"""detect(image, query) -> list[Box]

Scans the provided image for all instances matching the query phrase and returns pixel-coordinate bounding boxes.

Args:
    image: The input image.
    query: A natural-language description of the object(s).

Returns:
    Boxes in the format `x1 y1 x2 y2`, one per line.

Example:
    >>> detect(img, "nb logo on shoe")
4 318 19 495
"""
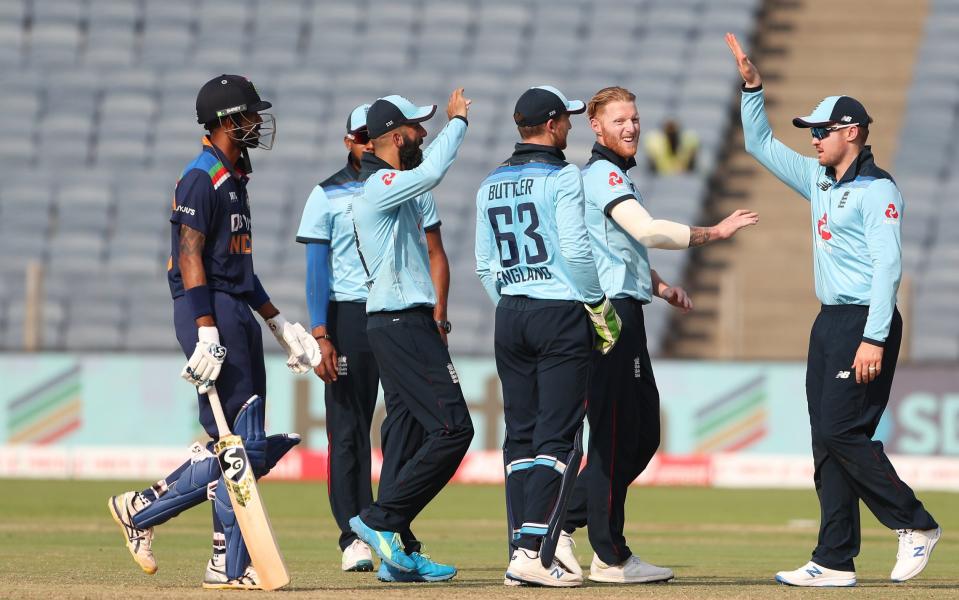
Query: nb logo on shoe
836 371 851 379
805 566 822 577
550 566 564 579
913 546 925 557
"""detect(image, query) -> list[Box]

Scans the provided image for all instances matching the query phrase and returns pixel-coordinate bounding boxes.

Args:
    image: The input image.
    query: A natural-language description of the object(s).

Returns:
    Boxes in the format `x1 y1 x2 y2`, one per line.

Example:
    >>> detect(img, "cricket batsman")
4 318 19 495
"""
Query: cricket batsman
107 74 320 589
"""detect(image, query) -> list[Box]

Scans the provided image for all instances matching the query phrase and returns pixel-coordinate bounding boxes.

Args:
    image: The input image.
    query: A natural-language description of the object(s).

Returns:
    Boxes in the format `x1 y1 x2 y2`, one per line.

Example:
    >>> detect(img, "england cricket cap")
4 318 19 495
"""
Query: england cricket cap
792 95 872 128
195 74 271 125
513 85 586 127
366 95 437 138
346 103 371 135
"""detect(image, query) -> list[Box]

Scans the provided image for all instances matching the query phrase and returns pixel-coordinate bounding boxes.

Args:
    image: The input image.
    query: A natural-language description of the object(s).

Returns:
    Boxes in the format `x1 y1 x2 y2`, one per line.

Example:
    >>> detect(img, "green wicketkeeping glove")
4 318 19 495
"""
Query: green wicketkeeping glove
584 297 622 354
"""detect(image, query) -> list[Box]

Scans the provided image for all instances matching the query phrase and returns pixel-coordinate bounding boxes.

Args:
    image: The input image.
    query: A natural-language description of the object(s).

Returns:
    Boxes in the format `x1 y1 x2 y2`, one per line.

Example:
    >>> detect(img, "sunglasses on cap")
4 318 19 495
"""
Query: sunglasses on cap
347 131 370 144
811 123 858 140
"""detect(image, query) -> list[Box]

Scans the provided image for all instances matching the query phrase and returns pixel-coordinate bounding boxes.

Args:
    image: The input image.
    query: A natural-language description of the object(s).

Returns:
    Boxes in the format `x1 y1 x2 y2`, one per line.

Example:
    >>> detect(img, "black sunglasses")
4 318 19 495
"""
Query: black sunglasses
811 123 858 140
348 131 370 144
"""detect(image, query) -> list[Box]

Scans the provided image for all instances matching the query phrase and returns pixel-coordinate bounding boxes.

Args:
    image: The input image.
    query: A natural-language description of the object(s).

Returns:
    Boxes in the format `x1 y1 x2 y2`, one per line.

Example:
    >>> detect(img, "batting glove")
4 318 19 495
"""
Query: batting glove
181 326 227 393
584 297 622 355
267 314 322 375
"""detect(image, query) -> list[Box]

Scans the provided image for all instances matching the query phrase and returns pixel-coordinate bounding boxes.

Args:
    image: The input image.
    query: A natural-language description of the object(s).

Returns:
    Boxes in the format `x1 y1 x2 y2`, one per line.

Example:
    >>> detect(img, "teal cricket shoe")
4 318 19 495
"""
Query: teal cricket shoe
348 516 415 572
377 552 457 583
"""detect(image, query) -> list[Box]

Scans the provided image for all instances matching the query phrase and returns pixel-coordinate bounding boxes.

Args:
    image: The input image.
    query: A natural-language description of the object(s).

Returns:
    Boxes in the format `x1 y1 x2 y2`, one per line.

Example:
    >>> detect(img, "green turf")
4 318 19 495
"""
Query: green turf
0 480 956 599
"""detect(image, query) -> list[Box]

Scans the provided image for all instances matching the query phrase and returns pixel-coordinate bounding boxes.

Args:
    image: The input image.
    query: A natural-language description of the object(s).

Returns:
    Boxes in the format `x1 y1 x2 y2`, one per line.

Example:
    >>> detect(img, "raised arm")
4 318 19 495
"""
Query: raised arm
727 32 819 200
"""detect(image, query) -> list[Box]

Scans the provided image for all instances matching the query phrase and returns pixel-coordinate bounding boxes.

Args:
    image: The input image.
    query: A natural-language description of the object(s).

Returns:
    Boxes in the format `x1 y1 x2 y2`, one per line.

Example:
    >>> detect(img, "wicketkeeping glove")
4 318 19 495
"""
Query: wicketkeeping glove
181 326 227 393
584 297 622 355
267 314 322 374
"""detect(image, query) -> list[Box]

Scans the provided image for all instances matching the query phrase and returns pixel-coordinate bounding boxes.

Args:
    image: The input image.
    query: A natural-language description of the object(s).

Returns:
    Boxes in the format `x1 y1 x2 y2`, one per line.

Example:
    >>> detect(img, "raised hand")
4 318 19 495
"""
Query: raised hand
447 87 471 120
725 32 762 87
716 209 760 239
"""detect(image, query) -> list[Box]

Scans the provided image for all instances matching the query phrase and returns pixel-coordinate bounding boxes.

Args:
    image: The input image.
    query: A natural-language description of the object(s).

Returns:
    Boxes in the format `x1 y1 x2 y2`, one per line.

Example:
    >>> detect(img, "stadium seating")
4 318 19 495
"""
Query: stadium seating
0 0 761 355
895 0 959 359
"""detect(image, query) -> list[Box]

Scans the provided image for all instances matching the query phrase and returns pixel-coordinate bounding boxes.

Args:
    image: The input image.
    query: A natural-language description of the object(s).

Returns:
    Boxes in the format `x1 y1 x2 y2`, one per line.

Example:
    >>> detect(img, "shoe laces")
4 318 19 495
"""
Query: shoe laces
895 529 913 559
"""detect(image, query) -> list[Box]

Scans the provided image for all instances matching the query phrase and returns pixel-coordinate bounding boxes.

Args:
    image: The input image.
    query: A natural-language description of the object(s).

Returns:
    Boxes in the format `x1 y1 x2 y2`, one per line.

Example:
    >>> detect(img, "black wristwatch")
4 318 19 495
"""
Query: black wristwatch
435 320 452 334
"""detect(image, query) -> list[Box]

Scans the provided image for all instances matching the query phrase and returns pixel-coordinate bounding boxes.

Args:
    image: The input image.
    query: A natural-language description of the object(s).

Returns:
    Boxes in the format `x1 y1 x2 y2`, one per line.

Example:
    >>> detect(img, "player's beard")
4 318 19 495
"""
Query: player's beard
602 127 638 159
399 134 424 170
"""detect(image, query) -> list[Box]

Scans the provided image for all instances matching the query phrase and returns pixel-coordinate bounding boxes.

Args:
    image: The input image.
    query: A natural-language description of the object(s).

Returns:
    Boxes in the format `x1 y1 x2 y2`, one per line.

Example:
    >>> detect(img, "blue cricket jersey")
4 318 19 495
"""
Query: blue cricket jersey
475 143 604 304
352 117 465 313
582 143 653 303
168 137 256 299
742 87 903 345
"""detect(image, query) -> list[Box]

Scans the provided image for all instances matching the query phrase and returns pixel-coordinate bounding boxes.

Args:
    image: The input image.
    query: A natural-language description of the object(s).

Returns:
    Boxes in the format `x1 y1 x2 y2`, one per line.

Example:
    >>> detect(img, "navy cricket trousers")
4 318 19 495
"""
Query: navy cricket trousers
325 301 379 551
495 295 592 552
564 298 660 565
807 305 937 571
173 290 266 438
359 307 473 533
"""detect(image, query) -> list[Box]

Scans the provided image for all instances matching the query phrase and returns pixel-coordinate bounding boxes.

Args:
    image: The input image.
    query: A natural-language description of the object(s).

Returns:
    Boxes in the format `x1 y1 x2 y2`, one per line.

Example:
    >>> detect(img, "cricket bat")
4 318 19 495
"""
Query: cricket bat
208 386 290 591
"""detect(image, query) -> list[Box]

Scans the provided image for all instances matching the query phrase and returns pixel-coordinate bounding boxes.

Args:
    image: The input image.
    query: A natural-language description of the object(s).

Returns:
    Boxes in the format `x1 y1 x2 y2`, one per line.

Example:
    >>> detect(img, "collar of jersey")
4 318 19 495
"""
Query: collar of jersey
828 145 875 185
589 142 636 172
358 151 397 182
201 136 245 180
512 143 566 162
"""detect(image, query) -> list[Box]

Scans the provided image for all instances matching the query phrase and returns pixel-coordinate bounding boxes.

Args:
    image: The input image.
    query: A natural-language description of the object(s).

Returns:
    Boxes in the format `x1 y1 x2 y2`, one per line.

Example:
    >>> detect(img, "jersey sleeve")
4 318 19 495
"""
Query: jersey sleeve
553 164 604 304
417 191 442 231
295 185 332 244
171 169 217 235
474 188 501 305
741 87 820 201
364 117 467 210
860 179 903 345
583 163 636 216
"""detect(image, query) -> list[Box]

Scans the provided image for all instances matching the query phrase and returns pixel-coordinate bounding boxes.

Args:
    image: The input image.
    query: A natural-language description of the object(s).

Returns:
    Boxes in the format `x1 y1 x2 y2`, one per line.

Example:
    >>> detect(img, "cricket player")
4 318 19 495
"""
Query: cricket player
475 85 622 587
295 104 453 576
555 86 758 584
727 33 941 586
107 74 320 589
346 90 472 583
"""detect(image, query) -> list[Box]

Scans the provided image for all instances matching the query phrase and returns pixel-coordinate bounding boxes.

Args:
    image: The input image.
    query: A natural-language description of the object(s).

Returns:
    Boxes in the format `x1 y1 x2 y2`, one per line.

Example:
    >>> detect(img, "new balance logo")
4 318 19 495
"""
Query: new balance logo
805 566 823 577
818 181 832 191
836 371 851 379
913 546 925 558
550 566 564 579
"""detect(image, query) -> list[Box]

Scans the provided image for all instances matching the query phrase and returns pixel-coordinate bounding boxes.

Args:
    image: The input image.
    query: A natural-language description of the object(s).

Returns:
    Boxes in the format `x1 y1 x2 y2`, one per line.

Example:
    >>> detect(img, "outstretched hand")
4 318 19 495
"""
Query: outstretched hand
716 209 760 239
447 88 471 120
661 286 693 313
725 32 762 88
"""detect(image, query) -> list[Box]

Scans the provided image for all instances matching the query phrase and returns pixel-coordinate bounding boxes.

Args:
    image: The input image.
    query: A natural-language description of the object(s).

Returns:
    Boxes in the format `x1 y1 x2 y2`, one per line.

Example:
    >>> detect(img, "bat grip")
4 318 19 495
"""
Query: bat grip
206 386 233 437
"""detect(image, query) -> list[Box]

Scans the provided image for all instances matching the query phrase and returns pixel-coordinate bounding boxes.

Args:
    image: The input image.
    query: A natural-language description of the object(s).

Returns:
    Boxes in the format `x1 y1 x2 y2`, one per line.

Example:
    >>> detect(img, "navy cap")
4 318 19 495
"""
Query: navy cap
346 103 371 134
793 95 872 128
366 95 437 138
513 85 586 126
196 74 271 125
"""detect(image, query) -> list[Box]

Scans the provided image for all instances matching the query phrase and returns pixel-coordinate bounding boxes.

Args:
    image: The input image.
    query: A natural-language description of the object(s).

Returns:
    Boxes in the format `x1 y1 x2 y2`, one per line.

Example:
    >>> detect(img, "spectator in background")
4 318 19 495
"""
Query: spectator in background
644 119 699 174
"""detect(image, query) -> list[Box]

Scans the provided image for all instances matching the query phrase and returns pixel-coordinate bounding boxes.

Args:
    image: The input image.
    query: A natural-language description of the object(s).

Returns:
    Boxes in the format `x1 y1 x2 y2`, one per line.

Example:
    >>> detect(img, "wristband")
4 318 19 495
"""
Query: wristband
184 285 213 321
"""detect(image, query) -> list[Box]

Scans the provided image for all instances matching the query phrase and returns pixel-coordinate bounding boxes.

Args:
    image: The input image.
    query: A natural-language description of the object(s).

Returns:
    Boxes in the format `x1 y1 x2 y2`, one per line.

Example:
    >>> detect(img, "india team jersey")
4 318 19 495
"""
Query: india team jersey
296 162 441 302
352 117 466 313
582 143 653 303
475 144 604 304
168 137 255 298
742 88 903 344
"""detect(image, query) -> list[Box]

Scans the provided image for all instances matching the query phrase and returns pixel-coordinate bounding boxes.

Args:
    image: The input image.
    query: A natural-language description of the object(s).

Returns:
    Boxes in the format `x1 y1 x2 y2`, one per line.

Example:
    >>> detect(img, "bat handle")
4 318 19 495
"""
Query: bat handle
206 386 233 437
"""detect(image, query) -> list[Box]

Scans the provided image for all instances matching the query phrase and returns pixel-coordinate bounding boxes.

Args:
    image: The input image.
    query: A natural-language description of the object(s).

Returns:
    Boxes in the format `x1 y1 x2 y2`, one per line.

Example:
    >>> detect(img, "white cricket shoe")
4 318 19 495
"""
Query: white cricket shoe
775 561 856 587
202 552 261 590
589 553 674 583
504 548 583 587
342 538 375 572
891 527 941 582
554 531 583 577
503 577 523 586
107 491 157 574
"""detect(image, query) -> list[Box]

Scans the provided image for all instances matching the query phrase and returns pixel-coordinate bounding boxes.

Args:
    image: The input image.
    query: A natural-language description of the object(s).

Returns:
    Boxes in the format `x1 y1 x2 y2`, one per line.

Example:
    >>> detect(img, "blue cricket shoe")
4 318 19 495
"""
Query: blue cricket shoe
348 515 415 572
377 552 458 583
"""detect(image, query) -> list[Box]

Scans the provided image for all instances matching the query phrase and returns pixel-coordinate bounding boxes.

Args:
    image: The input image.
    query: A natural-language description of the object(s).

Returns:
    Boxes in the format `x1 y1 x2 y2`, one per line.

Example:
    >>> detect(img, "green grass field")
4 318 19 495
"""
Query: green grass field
0 480 956 599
